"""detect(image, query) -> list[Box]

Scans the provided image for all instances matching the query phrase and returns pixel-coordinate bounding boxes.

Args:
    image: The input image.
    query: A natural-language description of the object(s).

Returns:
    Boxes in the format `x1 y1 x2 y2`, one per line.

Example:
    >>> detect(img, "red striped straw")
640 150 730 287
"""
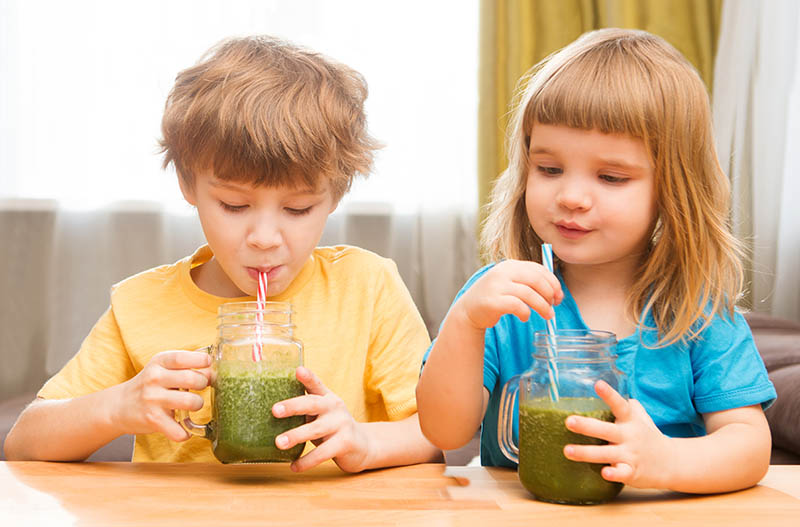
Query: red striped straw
252 271 267 362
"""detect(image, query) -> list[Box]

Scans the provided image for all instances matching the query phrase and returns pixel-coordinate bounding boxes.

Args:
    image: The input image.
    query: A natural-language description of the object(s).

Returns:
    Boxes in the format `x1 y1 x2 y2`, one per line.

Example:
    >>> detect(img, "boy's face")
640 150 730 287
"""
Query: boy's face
180 169 337 298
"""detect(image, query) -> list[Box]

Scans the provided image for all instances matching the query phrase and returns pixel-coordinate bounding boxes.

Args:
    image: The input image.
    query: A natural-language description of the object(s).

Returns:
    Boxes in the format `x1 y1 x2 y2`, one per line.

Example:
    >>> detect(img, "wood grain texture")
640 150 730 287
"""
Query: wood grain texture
1 462 798 526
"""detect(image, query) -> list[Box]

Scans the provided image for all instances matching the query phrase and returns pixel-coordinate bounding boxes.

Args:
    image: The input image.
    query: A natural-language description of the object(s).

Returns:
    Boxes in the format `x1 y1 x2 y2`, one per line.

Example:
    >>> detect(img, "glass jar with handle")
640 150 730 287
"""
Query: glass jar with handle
498 329 628 504
177 301 305 463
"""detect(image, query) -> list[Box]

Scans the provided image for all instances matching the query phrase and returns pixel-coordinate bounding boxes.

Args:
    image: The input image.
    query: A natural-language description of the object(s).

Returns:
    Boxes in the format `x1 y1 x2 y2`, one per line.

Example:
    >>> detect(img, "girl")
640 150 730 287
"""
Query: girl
416 28 776 494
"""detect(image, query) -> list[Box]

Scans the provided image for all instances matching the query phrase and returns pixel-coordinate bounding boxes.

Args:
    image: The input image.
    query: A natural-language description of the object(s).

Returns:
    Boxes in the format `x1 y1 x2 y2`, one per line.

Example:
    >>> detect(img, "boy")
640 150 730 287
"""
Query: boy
4 36 440 471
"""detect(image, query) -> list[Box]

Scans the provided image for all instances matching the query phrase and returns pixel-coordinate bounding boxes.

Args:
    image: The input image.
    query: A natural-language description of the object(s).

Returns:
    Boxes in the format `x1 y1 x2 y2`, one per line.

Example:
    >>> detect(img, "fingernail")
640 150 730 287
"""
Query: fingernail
276 435 288 449
273 404 284 417
564 446 574 457
565 416 575 428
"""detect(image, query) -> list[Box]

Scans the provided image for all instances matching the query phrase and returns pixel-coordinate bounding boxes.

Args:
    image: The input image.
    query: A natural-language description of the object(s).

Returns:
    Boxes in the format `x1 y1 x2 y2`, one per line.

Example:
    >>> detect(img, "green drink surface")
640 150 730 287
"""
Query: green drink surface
212 361 305 464
518 397 623 505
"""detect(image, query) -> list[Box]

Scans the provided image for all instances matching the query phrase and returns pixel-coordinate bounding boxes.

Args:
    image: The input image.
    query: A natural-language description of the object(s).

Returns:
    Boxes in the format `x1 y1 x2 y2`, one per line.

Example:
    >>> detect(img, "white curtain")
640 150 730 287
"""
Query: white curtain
713 0 800 322
0 1 480 400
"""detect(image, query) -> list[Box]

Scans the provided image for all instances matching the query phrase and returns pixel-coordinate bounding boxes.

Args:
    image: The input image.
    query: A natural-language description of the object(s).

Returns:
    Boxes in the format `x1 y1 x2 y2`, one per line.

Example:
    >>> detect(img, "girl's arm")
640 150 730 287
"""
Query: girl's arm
564 381 771 493
416 260 563 451
416 307 491 450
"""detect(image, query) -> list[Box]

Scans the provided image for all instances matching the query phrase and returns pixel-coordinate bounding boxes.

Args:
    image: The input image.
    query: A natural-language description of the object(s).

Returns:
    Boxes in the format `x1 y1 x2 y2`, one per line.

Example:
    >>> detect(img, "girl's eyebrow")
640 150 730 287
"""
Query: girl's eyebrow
530 147 648 172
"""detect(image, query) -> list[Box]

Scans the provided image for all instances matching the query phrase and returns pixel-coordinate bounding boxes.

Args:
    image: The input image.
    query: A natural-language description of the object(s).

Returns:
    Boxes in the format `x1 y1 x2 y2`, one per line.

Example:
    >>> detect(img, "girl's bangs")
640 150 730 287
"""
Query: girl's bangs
522 51 657 141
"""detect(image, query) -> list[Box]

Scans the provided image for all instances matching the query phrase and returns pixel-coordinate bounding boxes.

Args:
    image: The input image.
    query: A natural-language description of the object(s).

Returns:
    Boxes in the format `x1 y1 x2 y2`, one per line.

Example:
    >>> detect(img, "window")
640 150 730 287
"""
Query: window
0 0 478 214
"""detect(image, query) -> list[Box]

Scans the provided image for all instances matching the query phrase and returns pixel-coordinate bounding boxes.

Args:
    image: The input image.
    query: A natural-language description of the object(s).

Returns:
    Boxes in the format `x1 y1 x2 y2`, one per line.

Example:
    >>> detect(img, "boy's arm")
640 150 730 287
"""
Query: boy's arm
4 386 130 461
4 351 211 461
272 366 440 473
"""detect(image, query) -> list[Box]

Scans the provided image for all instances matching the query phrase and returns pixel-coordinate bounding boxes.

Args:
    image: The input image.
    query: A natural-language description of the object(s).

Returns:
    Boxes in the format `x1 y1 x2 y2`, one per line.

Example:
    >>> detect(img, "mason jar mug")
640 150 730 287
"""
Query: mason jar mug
498 329 628 504
178 301 305 463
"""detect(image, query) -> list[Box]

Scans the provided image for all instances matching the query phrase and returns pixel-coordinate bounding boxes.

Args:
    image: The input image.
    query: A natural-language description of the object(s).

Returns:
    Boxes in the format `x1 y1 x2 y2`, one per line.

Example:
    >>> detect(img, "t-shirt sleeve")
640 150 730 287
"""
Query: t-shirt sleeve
691 310 777 414
365 259 432 421
38 306 137 399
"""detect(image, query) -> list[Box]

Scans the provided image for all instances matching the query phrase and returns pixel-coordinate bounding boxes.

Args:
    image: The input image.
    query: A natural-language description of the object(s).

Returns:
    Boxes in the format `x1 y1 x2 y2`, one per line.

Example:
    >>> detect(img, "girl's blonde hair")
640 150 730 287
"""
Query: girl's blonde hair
481 28 744 346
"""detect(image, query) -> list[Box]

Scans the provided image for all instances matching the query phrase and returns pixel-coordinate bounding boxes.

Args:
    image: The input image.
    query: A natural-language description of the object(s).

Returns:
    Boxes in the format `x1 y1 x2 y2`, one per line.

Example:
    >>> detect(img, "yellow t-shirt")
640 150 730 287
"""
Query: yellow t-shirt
38 245 431 462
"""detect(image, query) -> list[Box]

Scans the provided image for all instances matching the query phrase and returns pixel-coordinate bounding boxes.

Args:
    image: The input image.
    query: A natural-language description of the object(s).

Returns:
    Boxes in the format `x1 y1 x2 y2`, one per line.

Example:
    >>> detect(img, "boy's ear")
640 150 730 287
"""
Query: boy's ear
177 173 197 206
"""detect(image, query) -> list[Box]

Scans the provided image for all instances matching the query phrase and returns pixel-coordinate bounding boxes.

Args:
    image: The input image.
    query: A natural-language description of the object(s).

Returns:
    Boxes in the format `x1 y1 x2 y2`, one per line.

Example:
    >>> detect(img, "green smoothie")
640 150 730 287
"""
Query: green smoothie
518 397 623 504
211 361 305 464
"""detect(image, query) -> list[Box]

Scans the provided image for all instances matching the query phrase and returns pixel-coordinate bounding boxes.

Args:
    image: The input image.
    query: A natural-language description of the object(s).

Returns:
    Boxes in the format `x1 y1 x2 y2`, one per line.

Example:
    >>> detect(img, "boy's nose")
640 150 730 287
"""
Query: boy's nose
246 218 283 250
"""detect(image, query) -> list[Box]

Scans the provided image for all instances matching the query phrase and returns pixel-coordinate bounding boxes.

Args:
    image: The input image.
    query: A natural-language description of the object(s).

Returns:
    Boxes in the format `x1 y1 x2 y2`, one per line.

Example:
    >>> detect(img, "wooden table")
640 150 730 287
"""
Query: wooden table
1 462 798 526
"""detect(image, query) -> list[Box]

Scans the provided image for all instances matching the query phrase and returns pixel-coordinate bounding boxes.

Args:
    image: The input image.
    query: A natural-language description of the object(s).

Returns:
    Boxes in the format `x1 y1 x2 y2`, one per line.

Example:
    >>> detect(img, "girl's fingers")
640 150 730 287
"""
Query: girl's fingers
601 462 633 483
594 380 630 419
563 443 620 465
506 283 555 320
565 415 620 443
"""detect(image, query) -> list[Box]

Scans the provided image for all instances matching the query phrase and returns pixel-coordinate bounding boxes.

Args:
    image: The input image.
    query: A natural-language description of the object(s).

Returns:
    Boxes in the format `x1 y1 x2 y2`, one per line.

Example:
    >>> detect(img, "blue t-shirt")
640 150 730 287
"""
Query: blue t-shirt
424 264 777 468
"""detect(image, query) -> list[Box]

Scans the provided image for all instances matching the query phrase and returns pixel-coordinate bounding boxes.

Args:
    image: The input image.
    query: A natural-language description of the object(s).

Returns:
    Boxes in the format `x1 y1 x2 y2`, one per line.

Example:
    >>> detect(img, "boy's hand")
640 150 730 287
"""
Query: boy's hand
272 366 372 473
453 260 563 331
562 380 671 489
115 350 212 442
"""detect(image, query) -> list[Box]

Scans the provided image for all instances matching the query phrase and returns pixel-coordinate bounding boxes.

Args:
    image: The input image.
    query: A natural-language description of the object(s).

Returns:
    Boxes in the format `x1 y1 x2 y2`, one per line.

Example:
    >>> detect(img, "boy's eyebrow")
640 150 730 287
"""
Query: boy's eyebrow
529 147 648 172
208 178 325 196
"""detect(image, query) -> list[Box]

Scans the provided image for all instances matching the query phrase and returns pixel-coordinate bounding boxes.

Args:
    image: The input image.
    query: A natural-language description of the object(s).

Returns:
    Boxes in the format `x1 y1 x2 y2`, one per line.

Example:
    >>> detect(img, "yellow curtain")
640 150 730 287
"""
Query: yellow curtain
478 0 722 221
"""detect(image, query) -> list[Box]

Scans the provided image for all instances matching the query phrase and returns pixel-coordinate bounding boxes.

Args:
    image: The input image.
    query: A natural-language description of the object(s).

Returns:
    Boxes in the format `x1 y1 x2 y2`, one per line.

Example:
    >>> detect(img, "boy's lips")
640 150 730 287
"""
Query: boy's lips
246 266 281 281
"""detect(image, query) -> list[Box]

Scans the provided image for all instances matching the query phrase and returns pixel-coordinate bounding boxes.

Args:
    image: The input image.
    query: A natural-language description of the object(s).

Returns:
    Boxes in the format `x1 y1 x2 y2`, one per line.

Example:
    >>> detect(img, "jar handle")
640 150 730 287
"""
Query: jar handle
498 374 521 464
175 345 214 439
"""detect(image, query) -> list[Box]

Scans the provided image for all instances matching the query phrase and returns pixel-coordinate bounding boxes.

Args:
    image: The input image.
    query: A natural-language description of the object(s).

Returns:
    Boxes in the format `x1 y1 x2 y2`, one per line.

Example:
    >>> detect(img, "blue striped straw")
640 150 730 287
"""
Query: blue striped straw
541 243 560 401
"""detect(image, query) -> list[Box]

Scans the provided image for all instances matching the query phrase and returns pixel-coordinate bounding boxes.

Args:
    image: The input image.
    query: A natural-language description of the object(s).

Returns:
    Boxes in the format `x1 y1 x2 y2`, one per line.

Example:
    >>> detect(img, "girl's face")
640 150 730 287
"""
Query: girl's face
526 123 657 270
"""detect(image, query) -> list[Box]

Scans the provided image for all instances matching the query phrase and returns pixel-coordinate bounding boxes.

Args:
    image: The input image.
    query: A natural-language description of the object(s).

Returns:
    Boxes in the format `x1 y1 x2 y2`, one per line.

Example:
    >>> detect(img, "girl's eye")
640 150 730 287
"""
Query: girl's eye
599 174 628 184
537 166 562 176
286 206 312 216
219 201 248 213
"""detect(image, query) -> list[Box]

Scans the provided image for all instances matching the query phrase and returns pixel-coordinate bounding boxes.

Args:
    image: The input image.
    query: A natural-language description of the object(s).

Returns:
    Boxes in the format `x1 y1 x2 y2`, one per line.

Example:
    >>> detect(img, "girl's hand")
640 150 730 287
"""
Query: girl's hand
454 260 563 331
115 350 212 442
272 366 372 473
562 380 671 489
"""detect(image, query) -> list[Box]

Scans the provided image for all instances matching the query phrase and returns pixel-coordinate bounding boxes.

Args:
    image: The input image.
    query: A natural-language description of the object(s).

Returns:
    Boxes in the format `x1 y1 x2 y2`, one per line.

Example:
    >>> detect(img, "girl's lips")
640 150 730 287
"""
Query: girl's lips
556 225 592 240
246 266 281 281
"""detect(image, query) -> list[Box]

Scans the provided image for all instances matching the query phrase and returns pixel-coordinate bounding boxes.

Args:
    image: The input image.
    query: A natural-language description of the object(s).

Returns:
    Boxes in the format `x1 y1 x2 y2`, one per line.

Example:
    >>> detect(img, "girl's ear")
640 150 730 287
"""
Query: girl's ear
177 173 197 206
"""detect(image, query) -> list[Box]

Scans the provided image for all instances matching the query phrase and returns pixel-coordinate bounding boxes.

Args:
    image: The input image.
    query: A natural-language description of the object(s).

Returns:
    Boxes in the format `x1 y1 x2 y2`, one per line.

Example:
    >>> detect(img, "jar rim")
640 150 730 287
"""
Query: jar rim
218 301 293 315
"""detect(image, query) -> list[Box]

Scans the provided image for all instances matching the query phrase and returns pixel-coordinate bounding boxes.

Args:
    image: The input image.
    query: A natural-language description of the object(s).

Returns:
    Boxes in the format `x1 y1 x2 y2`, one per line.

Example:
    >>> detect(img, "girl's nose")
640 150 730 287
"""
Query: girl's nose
246 216 282 250
556 178 592 210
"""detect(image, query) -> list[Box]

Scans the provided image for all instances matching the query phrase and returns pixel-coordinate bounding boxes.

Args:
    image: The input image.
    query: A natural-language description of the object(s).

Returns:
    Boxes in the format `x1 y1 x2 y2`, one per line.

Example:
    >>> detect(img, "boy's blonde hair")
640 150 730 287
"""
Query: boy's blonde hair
160 35 379 201
482 28 744 346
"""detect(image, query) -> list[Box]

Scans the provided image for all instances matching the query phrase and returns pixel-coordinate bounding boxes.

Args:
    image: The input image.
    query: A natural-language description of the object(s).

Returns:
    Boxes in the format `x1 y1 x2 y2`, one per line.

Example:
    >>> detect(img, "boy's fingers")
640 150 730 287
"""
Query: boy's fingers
275 418 331 450
159 369 209 391
158 414 191 442
594 380 629 418
295 367 330 396
272 394 327 418
289 438 340 473
164 390 205 412
156 351 211 370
